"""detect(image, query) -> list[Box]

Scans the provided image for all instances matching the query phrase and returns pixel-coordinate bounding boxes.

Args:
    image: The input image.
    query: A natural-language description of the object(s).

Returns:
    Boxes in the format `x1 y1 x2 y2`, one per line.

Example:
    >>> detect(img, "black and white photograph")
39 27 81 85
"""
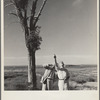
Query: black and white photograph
3 0 98 91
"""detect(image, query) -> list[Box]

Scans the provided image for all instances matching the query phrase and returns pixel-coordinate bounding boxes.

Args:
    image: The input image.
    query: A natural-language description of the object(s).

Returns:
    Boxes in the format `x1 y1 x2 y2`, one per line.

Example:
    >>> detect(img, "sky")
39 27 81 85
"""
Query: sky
4 0 97 65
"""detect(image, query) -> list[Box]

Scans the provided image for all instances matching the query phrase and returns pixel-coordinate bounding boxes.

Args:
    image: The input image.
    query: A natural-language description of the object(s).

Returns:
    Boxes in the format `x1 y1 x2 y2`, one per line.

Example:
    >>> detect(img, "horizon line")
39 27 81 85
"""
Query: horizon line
4 63 97 66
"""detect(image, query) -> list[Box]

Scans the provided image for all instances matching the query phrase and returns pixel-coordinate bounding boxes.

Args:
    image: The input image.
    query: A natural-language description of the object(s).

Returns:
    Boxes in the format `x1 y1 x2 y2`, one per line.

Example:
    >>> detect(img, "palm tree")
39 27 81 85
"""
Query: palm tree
5 0 48 90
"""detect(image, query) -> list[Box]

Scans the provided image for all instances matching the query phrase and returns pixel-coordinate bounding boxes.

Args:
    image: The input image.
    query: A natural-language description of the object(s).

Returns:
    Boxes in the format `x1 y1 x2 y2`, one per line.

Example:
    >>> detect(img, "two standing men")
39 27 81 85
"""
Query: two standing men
40 55 70 90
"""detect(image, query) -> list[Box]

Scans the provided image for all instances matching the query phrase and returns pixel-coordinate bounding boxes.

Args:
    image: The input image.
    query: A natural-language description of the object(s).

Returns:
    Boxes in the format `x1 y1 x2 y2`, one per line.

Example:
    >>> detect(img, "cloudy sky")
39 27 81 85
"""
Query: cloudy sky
4 0 97 65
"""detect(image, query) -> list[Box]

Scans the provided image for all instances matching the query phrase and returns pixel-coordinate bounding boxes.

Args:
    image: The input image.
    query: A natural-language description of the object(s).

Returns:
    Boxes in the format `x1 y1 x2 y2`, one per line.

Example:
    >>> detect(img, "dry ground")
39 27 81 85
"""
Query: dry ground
4 65 97 90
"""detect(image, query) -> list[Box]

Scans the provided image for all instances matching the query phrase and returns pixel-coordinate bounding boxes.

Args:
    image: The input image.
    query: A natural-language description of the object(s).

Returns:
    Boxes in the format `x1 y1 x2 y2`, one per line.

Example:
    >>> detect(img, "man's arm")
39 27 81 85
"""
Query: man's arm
54 54 59 71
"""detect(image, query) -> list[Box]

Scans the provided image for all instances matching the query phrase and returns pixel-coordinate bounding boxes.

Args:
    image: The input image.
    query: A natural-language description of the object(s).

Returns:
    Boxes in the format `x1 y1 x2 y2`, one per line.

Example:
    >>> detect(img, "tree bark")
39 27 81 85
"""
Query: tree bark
28 49 37 90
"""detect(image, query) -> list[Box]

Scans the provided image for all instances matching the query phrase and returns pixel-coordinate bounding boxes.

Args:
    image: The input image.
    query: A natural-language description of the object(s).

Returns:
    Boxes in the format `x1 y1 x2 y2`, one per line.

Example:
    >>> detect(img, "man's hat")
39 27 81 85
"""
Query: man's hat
43 64 54 69
43 64 48 68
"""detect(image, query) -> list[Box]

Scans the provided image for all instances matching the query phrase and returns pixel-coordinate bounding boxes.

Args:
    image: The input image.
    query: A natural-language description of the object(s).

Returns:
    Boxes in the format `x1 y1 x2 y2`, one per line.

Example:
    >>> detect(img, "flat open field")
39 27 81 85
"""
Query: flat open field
4 65 97 90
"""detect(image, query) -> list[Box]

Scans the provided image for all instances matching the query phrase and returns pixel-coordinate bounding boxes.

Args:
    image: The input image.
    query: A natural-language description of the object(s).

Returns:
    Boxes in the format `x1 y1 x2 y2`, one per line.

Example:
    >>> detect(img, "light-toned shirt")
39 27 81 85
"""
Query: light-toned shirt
57 68 70 80
41 67 54 83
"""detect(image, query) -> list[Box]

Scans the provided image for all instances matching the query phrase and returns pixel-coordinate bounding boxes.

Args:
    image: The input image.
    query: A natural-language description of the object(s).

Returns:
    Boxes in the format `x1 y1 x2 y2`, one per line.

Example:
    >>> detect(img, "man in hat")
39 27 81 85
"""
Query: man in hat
40 64 55 90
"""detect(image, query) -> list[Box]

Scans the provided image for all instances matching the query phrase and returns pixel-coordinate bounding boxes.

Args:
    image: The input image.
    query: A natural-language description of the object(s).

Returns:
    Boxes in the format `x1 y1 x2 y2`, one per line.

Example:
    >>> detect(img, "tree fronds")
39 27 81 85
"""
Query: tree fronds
26 31 42 50
33 0 47 26
4 3 14 8
8 12 18 17
12 0 29 10
6 0 48 51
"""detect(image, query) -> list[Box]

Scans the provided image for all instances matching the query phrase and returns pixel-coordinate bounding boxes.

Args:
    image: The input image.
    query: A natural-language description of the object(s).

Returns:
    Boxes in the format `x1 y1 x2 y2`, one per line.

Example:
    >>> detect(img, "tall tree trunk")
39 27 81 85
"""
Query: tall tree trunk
28 48 36 90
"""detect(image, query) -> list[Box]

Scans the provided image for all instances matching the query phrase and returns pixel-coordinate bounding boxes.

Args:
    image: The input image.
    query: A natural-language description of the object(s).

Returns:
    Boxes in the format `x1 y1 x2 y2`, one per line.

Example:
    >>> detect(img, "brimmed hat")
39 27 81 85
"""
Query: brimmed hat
43 64 54 69
48 64 54 68
43 64 48 68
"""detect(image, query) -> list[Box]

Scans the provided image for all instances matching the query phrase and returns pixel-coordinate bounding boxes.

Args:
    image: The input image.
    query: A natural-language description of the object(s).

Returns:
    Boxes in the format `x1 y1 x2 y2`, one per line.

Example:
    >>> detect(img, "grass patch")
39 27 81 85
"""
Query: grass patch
4 65 97 90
